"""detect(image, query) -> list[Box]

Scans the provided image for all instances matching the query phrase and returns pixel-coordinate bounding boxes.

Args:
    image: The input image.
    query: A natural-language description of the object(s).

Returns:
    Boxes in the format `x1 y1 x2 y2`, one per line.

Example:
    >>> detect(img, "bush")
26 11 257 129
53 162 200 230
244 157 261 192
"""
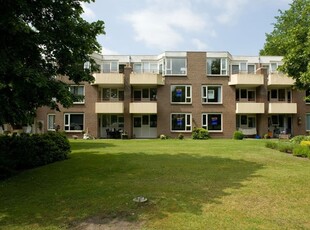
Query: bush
160 134 167 140
0 132 70 179
300 140 310 147
277 142 295 153
290 135 310 144
233 131 244 140
265 141 278 149
178 133 184 140
192 128 209 140
293 145 310 158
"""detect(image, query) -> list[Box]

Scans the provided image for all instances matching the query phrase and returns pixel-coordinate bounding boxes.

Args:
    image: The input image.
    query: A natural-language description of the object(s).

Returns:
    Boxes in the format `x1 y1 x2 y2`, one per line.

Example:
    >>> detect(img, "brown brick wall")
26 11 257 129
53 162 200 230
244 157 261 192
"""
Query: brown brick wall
157 52 236 138
36 79 99 138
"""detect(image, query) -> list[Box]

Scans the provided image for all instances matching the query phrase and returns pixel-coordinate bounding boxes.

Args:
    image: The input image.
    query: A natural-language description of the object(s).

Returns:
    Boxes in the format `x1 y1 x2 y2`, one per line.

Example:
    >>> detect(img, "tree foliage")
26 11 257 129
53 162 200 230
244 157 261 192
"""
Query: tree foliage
260 0 310 90
0 0 104 125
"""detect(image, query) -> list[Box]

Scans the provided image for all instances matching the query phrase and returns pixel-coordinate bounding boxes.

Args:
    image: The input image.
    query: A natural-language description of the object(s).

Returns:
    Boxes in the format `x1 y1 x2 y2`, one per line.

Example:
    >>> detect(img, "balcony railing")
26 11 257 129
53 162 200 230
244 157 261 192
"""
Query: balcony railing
92 73 124 86
236 102 265 114
129 102 157 114
229 73 264 86
268 72 295 86
95 101 124 114
268 103 297 114
130 73 165 85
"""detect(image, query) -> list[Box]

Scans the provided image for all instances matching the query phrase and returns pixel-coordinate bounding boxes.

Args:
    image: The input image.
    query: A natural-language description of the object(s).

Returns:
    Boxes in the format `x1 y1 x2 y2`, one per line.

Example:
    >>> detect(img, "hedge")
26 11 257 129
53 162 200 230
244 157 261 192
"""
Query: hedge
0 132 70 180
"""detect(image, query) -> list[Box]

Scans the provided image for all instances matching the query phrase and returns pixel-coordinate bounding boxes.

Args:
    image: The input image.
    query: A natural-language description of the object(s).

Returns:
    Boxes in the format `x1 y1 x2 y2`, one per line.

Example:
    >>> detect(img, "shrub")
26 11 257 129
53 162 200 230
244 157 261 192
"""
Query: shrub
277 142 295 153
265 141 278 149
160 134 167 140
290 135 310 144
0 132 70 179
192 128 209 140
178 133 184 140
293 145 310 158
300 141 310 147
233 131 244 140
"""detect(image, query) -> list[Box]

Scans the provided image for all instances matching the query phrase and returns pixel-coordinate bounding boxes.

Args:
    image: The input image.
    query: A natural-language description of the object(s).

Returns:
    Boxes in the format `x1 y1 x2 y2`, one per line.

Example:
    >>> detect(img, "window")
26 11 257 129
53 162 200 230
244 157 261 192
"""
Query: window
236 89 256 101
102 115 124 128
202 113 222 132
133 62 158 73
47 114 56 130
171 113 191 132
171 85 191 103
202 85 222 104
270 63 278 73
166 58 187 75
207 58 228 75
132 88 157 101
64 113 84 131
150 115 157 127
102 88 124 101
237 115 256 128
103 61 118 73
306 114 310 131
69 85 85 104
232 63 255 74
306 90 310 103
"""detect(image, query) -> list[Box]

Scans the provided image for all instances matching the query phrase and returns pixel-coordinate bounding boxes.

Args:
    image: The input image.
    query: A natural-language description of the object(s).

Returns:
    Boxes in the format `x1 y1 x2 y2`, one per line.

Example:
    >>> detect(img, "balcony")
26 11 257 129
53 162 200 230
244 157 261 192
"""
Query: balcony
268 72 295 86
130 102 157 114
236 102 265 114
268 103 297 114
92 73 124 87
95 101 124 114
130 73 165 86
229 73 264 87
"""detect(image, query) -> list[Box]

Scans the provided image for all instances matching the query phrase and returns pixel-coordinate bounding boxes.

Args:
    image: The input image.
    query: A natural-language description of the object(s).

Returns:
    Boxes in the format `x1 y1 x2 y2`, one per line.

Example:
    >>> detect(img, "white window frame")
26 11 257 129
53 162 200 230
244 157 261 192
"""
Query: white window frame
69 85 85 104
103 61 118 73
165 58 187 75
207 58 228 76
232 63 256 74
47 114 56 131
202 85 222 104
202 113 223 132
171 85 192 104
171 113 192 132
64 113 84 132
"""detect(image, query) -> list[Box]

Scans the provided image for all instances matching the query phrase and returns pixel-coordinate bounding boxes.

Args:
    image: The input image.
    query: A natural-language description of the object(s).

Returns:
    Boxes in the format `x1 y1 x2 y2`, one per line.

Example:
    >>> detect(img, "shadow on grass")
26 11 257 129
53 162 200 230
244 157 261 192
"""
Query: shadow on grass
0 151 263 229
69 140 115 152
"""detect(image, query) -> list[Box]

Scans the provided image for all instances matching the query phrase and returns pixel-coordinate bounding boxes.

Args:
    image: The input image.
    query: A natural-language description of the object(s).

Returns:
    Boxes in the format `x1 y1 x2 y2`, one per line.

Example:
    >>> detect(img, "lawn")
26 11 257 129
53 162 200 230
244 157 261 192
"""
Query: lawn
0 139 309 229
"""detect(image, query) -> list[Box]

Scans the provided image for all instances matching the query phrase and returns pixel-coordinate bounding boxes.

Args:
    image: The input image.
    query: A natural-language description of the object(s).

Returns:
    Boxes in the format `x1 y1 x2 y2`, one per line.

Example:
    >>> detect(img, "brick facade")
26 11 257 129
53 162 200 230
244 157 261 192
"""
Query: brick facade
32 51 310 139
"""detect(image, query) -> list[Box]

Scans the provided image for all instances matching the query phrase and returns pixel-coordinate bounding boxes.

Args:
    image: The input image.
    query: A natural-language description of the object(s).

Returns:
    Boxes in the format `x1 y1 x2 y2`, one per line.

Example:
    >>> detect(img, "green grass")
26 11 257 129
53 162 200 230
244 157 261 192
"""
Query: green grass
0 139 309 229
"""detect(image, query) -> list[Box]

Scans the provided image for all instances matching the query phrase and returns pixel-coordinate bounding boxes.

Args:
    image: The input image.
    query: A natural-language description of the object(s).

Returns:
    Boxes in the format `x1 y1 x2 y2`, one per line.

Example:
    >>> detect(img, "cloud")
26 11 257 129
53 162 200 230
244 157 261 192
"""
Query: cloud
192 38 208 50
101 46 119 55
81 2 96 20
123 0 208 50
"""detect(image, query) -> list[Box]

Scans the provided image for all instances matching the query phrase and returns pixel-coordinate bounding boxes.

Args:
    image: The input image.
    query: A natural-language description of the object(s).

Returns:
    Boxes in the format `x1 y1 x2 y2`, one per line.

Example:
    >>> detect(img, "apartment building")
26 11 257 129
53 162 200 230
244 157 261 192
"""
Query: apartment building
35 51 310 139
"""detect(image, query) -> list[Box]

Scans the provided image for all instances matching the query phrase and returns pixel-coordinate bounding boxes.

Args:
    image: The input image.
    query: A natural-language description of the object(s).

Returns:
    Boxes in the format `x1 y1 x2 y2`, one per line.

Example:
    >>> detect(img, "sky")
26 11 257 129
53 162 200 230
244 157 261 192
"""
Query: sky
81 0 292 56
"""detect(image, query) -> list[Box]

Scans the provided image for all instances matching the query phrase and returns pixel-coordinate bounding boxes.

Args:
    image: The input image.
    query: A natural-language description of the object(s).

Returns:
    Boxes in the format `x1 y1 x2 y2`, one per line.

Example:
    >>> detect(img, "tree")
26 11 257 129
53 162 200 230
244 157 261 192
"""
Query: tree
0 0 104 126
260 0 310 90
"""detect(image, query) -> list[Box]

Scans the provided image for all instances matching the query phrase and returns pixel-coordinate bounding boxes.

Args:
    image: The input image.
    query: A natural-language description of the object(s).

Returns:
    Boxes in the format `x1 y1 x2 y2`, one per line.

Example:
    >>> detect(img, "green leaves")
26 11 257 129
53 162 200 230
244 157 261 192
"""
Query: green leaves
260 0 310 90
0 0 105 125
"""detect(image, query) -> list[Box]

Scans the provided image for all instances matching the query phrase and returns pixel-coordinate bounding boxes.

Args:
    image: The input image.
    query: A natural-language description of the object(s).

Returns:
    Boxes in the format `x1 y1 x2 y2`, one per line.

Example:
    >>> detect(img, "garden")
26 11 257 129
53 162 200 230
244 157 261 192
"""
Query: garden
0 138 309 229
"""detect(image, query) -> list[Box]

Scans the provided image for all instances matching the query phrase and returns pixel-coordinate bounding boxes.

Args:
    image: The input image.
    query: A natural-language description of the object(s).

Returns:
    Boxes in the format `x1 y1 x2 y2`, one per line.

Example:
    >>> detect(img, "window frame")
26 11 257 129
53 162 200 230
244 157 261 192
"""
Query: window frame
202 85 223 104
165 57 187 76
171 113 192 132
171 85 192 104
103 61 118 73
47 114 56 131
69 85 85 104
64 113 84 132
202 113 223 132
207 58 228 76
